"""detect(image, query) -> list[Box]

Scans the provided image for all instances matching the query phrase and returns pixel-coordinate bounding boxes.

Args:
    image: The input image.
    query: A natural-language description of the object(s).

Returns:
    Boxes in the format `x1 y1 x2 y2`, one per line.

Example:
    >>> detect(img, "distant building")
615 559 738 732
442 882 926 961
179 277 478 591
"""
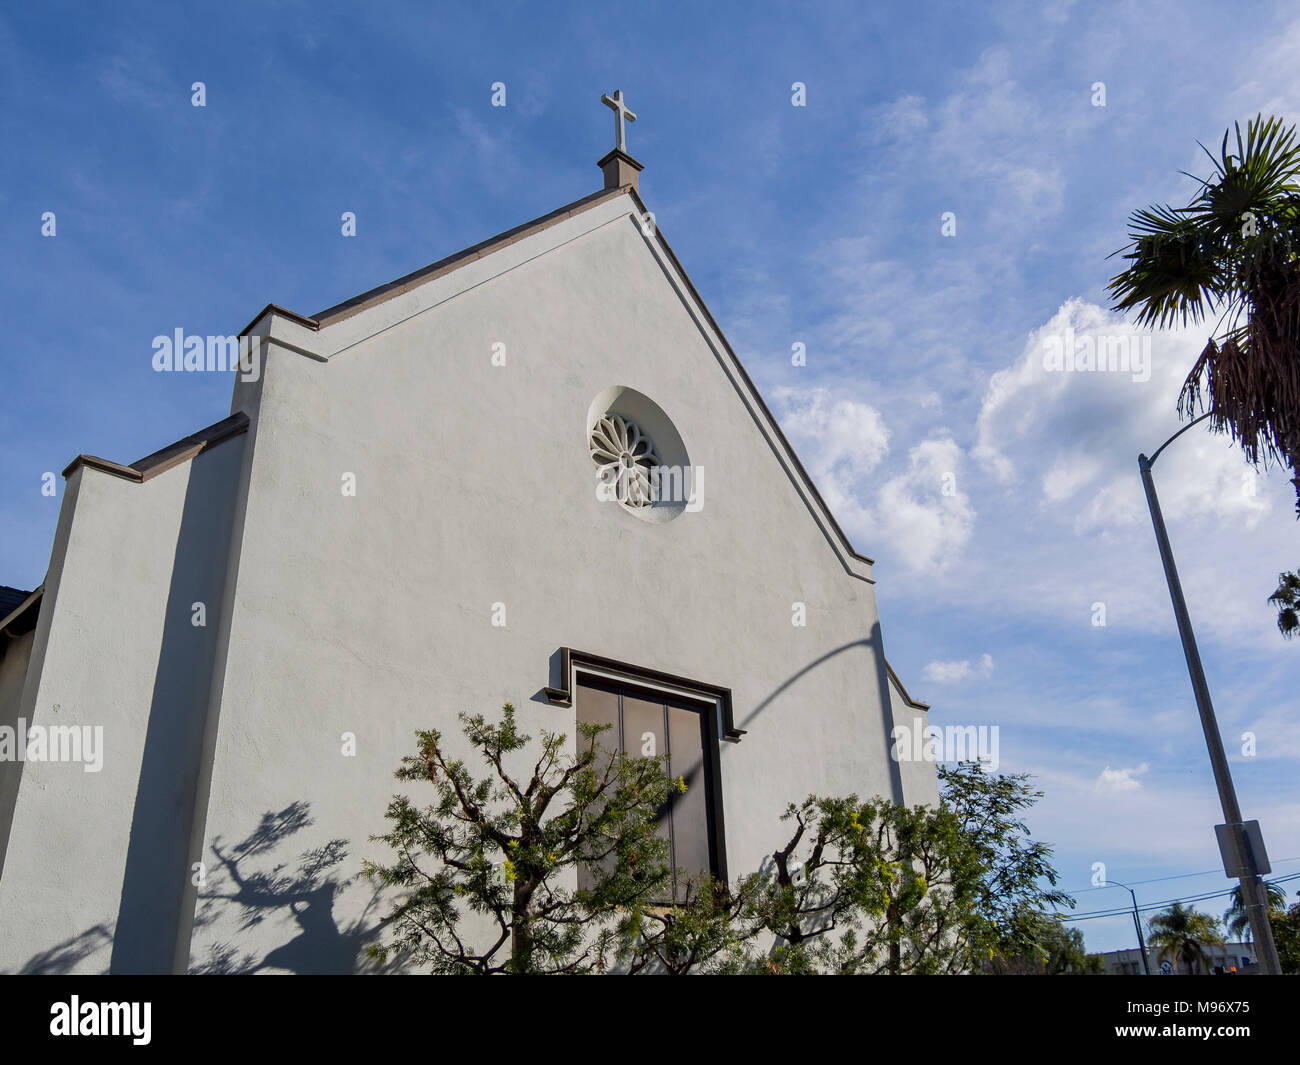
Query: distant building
1098 942 1257 975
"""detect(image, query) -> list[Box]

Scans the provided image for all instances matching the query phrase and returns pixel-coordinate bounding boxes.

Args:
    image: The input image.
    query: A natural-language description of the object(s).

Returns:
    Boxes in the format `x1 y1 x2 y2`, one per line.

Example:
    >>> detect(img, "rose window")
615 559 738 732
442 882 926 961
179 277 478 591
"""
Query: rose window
589 412 662 508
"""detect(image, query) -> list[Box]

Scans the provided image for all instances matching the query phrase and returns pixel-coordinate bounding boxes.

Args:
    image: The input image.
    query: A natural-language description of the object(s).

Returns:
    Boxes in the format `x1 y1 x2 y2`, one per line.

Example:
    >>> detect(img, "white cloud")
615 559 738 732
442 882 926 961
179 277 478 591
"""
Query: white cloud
1094 762 1149 794
923 653 994 684
1226 18 1300 120
771 384 888 541
774 386 976 574
1025 760 1247 869
1041 453 1104 502
975 297 1274 532
870 93 929 143
876 437 975 573
1236 704 1300 762
924 47 1067 228
950 295 1300 643
773 386 890 483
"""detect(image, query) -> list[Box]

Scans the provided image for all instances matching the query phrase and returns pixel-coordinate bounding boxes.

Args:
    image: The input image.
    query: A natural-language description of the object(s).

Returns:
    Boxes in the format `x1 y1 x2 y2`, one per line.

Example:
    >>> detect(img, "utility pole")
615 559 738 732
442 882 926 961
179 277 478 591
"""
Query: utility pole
1105 878 1151 975
1138 414 1281 975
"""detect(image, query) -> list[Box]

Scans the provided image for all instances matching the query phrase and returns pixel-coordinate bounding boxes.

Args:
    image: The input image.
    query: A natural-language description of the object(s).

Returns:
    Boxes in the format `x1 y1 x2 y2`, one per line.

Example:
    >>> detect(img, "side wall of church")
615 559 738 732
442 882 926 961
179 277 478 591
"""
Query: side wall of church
0 437 244 974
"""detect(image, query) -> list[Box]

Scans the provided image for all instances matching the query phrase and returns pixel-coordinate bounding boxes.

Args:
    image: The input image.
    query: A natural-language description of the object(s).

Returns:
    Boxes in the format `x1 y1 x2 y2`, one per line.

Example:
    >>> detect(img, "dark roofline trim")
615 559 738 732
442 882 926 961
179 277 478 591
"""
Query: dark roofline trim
230 191 627 339
312 187 627 327
236 302 319 340
0 585 42 640
62 412 250 484
886 660 930 711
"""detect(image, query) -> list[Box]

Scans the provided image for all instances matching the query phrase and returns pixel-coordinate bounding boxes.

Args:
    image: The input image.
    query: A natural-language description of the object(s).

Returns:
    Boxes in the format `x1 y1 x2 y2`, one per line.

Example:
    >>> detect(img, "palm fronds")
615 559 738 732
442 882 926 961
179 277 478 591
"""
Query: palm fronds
1269 570 1300 638
1108 114 1300 513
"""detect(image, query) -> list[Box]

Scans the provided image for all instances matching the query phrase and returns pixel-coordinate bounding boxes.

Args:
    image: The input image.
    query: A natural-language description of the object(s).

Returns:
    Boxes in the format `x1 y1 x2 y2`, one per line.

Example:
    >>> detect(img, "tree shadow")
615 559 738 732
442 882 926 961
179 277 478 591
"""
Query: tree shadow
13 924 113 975
190 800 391 974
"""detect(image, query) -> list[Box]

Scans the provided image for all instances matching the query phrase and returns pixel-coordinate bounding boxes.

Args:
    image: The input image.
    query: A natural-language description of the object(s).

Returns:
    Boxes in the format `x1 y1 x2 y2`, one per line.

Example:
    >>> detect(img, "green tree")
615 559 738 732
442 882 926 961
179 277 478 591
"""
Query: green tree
362 703 676 973
936 761 1074 960
986 911 1103 975
739 763 1072 974
737 795 874 974
1223 879 1288 940
1108 114 1300 513
738 794 979 974
1147 902 1225 975
1269 570 1300 638
1271 901 1300 974
608 872 767 974
365 721 1072 975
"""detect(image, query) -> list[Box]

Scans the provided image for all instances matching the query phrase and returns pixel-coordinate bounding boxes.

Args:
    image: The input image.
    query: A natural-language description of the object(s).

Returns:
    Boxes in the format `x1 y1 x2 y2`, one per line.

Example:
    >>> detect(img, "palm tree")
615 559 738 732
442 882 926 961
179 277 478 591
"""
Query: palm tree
1223 880 1288 940
1108 114 1300 514
1147 902 1225 975
1270 570 1300 638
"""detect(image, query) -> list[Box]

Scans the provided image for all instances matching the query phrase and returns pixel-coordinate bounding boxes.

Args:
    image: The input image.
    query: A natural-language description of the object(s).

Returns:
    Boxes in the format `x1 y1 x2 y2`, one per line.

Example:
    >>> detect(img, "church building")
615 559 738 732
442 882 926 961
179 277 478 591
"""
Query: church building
0 95 937 973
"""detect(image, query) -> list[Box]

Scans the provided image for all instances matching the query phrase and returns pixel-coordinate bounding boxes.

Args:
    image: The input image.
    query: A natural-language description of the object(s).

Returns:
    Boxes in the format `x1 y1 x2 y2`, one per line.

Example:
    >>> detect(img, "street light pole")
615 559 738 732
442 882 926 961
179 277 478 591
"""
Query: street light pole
1138 415 1282 975
1104 879 1151 975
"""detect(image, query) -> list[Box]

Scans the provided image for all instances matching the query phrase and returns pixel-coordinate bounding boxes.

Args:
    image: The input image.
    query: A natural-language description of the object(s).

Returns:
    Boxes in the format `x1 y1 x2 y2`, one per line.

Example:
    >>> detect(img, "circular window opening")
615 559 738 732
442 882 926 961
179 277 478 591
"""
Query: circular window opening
586 386 691 524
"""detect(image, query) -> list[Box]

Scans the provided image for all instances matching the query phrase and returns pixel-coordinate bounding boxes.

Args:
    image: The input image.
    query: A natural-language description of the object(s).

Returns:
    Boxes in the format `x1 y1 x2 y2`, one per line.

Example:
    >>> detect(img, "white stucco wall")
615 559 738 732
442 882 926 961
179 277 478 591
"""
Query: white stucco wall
186 193 932 972
888 673 941 808
0 437 244 974
0 629 33 722
0 627 35 880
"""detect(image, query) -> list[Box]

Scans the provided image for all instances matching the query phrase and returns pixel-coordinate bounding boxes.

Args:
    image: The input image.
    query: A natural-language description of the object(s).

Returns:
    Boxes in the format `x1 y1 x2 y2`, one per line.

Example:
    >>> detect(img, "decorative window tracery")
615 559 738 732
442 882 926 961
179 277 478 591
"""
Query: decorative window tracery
589 412 661 508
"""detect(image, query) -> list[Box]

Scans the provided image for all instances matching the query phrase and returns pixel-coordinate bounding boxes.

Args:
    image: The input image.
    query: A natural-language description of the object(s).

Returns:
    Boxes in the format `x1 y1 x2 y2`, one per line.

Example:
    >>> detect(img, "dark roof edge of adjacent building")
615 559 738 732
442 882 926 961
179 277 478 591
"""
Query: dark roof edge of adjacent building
0 585 42 640
0 585 32 622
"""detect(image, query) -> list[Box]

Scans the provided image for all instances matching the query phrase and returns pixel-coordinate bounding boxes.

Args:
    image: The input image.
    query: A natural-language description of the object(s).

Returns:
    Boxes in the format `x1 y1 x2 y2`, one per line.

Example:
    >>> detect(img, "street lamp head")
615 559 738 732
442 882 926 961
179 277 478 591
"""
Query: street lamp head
1144 410 1215 469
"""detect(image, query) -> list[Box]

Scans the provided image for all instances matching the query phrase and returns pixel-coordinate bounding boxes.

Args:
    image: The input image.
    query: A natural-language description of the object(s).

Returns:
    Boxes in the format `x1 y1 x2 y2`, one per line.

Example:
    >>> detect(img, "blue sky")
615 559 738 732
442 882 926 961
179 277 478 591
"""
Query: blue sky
3 0 1298 954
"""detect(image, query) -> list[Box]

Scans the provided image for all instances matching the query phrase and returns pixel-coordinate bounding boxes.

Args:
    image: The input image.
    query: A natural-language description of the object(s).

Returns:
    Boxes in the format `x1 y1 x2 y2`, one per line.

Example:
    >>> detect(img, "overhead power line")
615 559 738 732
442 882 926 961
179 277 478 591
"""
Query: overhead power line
1056 871 1300 923
1063 855 1300 895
